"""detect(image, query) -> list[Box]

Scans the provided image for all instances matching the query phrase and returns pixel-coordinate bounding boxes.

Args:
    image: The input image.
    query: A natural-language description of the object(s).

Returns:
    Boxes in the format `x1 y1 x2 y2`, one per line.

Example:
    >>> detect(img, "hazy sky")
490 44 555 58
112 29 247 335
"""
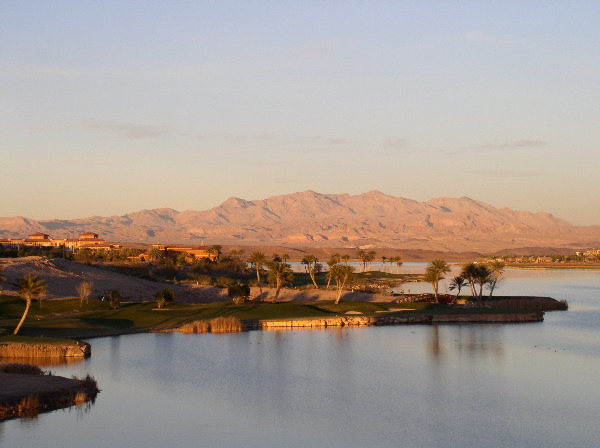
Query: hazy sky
1 1 599 225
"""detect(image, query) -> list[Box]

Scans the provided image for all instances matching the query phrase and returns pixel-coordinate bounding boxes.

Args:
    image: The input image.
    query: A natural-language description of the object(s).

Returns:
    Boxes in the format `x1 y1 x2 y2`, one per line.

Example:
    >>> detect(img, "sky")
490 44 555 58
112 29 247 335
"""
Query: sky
1 1 599 225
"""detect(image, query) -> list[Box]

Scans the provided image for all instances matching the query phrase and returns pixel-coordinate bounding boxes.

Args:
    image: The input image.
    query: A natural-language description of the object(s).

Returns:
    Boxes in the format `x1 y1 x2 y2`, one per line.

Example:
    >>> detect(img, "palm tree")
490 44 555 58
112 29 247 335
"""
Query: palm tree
330 264 355 304
381 256 387 272
13 274 48 335
301 254 320 288
488 261 505 297
247 252 266 293
460 262 479 297
473 265 493 300
449 276 468 301
424 260 451 303
357 250 367 271
366 250 377 271
395 257 403 274
325 253 340 288
206 245 222 261
282 253 290 263
340 254 350 265
267 262 294 302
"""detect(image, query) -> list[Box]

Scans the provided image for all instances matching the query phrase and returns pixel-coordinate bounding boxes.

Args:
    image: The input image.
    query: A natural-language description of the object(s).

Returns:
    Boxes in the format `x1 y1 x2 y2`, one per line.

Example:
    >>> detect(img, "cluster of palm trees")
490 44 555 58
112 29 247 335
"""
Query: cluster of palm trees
246 251 294 300
245 251 358 303
424 260 506 303
451 261 505 300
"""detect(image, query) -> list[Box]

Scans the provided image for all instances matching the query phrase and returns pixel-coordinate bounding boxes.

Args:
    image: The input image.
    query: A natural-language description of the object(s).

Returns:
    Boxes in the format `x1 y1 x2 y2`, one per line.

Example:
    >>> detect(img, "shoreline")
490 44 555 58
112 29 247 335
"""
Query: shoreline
0 372 98 422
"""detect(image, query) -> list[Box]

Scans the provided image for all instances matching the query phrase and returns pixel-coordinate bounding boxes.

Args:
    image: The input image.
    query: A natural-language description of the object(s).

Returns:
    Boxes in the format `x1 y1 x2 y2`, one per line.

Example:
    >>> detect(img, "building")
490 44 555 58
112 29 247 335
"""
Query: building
0 232 120 251
138 244 219 262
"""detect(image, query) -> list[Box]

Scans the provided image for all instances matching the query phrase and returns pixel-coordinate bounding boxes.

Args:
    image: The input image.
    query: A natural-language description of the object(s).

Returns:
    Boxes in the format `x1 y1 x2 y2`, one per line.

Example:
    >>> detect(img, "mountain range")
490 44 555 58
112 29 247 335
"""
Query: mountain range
1 191 598 252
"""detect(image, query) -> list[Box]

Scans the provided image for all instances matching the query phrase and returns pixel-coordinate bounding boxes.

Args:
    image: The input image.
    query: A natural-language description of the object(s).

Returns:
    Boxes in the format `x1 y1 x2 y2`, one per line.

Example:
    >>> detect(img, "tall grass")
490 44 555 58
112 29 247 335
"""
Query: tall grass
178 316 242 334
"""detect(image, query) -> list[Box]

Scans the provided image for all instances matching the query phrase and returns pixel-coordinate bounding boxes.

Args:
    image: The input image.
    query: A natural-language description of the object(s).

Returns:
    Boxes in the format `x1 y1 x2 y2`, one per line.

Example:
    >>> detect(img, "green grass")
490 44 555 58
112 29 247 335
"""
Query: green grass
0 335 81 346
0 294 552 340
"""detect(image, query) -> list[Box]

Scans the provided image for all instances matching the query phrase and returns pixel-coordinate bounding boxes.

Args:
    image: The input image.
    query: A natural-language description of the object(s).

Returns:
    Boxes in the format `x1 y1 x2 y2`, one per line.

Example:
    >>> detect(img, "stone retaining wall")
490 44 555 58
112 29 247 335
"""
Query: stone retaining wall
243 312 543 330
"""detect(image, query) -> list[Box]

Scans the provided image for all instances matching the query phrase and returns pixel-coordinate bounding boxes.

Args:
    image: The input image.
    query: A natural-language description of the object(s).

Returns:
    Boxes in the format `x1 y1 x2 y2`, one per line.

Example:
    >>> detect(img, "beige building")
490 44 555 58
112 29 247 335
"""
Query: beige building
0 232 119 251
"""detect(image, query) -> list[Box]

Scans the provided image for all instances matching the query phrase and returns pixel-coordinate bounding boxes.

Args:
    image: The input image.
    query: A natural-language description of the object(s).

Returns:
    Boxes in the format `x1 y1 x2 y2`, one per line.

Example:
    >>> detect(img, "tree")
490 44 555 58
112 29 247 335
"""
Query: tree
266 262 294 302
325 253 341 288
228 283 251 304
281 253 290 263
13 274 48 335
381 256 387 272
272 253 282 262
76 280 94 306
395 257 403 274
473 265 493 300
0 266 6 294
247 252 266 293
330 264 356 304
148 248 163 262
488 261 505 297
340 254 350 265
301 254 320 288
449 276 467 301
424 260 451 303
460 263 479 297
155 288 174 309
357 250 368 272
366 250 377 271
206 245 222 261
109 290 122 309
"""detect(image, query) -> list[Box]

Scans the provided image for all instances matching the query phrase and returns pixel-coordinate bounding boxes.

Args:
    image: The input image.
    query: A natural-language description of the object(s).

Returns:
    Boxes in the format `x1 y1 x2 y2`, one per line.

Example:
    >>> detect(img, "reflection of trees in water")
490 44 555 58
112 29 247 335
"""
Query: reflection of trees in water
428 325 504 360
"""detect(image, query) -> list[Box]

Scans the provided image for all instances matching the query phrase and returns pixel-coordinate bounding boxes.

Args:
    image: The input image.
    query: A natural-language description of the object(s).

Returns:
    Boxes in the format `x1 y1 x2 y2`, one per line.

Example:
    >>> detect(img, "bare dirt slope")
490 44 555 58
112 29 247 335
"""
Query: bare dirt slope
1 257 397 304
0 258 228 304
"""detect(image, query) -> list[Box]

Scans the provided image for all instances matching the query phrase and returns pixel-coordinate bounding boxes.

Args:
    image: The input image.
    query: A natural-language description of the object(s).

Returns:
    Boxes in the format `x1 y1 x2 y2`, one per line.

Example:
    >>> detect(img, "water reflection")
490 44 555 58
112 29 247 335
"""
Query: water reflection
427 325 505 361
0 356 85 368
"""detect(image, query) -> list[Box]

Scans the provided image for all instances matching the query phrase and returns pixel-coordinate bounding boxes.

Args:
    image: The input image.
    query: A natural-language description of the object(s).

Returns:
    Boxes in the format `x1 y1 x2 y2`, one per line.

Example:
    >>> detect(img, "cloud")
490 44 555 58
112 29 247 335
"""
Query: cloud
75 120 170 139
468 168 546 178
381 138 408 149
462 30 524 45
461 140 547 153
485 140 547 149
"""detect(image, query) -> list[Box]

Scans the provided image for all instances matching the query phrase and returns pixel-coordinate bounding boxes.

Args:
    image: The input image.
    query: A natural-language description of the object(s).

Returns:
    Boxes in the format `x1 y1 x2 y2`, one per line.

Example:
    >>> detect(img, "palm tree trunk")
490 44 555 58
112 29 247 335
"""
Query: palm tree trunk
13 299 31 335
309 270 318 288
256 267 262 294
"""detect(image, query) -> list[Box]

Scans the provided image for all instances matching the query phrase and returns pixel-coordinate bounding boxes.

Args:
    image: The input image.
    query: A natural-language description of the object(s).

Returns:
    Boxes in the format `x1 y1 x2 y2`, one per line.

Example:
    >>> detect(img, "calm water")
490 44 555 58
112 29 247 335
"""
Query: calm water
1 269 599 448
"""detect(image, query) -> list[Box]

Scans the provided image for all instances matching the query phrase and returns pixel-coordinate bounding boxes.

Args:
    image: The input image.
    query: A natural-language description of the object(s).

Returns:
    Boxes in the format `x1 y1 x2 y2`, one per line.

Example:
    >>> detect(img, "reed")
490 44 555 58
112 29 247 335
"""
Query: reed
17 394 40 416
209 316 242 333
177 316 242 334
178 320 210 334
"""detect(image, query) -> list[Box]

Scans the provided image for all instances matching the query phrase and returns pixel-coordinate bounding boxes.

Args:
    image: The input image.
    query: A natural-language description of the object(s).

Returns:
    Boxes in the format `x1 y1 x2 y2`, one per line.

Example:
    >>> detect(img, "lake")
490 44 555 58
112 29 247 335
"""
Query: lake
1 268 599 447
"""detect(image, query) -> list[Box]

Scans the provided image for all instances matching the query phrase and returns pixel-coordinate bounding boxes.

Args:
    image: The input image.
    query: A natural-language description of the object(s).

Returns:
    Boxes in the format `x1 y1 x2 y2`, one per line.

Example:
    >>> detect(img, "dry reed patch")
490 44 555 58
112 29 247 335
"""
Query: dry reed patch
177 316 242 334
209 316 242 333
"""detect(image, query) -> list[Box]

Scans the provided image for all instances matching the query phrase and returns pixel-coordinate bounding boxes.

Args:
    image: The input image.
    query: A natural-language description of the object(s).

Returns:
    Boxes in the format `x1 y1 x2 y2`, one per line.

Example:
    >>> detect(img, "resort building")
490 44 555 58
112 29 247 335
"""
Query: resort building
0 232 120 251
138 244 219 262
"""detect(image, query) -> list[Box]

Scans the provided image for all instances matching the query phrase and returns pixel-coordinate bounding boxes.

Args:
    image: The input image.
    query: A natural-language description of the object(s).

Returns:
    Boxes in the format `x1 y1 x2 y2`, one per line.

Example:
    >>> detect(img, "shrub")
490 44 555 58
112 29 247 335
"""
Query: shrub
0 363 45 375
109 290 121 309
214 276 234 288
228 283 250 304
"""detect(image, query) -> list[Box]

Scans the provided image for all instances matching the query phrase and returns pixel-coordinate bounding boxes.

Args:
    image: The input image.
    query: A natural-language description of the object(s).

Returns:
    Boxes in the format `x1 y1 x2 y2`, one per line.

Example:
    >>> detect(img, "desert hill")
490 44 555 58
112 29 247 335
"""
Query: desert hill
1 191 598 252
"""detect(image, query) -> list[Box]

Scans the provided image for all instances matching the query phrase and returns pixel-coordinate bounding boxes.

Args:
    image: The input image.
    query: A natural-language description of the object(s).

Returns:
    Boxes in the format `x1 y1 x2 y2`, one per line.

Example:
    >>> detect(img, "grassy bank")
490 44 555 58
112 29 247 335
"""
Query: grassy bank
0 295 565 340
